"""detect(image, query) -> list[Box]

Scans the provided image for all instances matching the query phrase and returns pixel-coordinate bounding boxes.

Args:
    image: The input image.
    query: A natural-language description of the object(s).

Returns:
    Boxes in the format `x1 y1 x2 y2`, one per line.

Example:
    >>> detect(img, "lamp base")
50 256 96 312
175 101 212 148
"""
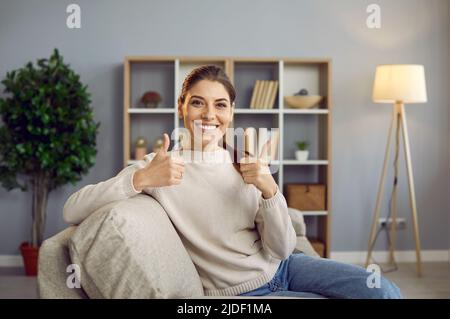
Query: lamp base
365 102 422 277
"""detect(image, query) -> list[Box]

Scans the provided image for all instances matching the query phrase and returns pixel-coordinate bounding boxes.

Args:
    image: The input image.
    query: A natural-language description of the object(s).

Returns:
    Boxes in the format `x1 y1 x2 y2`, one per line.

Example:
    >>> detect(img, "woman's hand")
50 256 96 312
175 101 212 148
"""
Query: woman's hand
239 140 278 199
133 133 185 191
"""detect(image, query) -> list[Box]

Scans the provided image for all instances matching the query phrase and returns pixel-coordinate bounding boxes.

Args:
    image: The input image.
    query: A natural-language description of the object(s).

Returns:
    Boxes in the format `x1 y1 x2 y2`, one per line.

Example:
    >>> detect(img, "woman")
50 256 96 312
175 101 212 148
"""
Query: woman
63 65 402 299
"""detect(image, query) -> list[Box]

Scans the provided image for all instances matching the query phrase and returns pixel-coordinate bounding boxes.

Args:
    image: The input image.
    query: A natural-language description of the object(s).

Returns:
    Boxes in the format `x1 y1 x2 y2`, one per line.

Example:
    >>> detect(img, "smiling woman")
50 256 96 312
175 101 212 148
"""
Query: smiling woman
177 65 235 152
63 65 402 299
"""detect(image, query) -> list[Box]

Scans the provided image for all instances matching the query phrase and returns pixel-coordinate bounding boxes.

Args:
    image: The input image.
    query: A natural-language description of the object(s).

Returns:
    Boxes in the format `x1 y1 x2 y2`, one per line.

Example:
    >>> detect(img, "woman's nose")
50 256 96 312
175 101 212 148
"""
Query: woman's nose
202 104 216 120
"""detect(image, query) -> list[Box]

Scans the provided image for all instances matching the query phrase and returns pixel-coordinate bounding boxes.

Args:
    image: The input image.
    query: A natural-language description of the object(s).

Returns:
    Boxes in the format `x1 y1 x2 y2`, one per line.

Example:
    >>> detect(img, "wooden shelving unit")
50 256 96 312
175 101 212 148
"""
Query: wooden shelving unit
123 56 332 257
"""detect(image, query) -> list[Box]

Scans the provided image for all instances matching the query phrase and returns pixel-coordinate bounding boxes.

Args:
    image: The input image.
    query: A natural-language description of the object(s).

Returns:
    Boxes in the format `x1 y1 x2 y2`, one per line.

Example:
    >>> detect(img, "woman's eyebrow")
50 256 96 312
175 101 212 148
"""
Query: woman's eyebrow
190 95 229 102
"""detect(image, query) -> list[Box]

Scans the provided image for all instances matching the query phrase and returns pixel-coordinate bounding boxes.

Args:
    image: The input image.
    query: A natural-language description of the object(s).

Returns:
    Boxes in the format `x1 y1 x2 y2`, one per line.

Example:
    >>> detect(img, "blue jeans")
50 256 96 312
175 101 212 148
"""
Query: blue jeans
239 253 402 299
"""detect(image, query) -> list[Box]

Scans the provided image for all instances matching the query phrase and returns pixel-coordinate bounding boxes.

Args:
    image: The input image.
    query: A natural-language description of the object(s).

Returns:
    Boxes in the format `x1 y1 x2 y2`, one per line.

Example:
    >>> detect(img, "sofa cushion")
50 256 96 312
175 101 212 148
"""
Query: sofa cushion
287 208 307 236
38 226 88 299
68 194 204 298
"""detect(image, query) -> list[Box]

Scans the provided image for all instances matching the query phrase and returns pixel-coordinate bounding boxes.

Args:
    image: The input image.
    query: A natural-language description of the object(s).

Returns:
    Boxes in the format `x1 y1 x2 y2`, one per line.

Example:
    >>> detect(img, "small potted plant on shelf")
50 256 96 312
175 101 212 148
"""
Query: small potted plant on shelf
295 141 309 162
0 49 100 276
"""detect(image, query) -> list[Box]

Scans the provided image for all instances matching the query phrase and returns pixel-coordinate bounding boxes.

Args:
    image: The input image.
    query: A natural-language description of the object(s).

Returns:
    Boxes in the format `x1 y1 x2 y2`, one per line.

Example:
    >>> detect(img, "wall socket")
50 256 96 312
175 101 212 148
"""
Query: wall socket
378 218 406 230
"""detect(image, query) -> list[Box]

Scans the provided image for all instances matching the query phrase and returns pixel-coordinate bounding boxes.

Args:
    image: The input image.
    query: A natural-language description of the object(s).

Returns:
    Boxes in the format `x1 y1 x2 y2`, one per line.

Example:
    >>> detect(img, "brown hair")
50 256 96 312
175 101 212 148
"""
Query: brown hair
178 65 236 107
178 65 249 166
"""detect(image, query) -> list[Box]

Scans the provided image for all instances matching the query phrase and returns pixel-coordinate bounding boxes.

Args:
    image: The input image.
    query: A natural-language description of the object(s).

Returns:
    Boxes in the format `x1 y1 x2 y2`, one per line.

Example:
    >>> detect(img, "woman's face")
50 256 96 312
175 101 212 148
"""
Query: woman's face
178 79 234 151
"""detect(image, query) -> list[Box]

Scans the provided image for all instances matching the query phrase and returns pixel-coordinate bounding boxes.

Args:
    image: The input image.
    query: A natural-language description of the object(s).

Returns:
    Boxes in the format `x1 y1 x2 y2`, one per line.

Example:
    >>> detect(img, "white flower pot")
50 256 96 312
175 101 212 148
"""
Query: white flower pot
295 150 309 161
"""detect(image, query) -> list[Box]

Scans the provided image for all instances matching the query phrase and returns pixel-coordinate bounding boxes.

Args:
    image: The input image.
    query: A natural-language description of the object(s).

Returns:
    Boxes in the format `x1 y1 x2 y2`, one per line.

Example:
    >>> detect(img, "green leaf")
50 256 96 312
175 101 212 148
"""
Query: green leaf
0 48 99 194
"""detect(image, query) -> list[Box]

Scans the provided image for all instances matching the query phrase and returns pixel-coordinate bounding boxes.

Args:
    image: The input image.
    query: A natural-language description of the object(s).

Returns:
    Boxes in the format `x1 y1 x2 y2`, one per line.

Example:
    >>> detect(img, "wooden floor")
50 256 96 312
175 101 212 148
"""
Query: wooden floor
381 262 450 299
0 267 37 299
0 262 449 299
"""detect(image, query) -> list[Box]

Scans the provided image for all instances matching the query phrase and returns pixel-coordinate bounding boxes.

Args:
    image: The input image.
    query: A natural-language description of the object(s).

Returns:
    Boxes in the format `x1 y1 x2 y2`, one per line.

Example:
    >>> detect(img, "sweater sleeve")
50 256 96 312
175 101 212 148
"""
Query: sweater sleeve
62 153 156 225
254 187 297 260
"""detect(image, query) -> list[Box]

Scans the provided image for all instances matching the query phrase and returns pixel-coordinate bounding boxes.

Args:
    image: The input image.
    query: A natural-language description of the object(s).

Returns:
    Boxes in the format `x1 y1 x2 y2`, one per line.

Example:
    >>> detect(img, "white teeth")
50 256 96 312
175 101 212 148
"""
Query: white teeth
196 123 217 130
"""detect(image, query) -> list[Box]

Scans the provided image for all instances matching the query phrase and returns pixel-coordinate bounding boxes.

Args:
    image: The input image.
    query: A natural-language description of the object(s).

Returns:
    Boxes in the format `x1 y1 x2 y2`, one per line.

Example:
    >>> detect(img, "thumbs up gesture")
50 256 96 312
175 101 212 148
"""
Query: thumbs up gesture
133 133 185 191
238 139 278 199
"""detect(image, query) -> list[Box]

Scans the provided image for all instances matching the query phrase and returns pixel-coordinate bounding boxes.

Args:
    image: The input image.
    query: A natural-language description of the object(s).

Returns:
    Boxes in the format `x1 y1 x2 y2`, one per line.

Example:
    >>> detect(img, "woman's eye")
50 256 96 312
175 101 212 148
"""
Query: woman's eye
191 100 202 106
217 103 227 108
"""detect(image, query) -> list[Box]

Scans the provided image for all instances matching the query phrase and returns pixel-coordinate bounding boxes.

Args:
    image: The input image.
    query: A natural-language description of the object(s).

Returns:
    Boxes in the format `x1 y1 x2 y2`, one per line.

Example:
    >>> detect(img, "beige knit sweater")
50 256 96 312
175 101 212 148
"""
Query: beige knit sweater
63 148 297 296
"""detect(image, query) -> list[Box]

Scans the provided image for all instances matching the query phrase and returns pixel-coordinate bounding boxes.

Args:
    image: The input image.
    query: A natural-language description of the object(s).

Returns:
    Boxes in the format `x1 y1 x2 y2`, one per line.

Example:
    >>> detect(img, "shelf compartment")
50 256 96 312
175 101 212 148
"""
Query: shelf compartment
283 114 329 161
231 114 280 159
282 61 329 110
282 165 328 185
130 60 175 108
307 216 330 258
129 113 174 160
233 61 280 109
307 235 327 258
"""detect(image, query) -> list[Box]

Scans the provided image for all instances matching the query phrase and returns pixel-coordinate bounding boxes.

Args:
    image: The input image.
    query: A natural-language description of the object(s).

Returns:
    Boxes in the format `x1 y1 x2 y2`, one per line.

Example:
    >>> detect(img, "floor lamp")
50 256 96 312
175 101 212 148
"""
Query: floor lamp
365 65 427 277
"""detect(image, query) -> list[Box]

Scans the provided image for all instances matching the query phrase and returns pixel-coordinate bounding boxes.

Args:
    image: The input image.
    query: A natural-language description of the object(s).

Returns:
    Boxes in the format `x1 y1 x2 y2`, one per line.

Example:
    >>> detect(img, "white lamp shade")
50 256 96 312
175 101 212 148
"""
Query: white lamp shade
372 64 427 103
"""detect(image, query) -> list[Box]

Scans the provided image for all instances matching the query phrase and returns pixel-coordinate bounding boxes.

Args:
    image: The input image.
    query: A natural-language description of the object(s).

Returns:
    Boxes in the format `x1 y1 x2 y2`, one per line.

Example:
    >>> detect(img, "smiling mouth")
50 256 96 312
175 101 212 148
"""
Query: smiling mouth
194 122 220 133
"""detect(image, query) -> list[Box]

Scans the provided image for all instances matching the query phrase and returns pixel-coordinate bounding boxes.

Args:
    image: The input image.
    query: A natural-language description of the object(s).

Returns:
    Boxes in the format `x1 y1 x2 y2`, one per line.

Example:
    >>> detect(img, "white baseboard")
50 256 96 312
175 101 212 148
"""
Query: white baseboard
0 255 23 267
330 250 450 264
1 250 449 267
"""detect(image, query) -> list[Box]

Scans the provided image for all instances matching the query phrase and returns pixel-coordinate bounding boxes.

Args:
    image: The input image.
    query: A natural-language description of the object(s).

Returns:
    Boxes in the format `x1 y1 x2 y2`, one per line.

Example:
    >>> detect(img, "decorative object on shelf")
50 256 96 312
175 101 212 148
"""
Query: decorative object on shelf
0 49 99 275
297 88 309 96
285 88 323 109
295 141 309 161
285 184 326 211
134 137 147 160
250 80 278 109
141 91 162 108
152 136 164 153
366 64 427 277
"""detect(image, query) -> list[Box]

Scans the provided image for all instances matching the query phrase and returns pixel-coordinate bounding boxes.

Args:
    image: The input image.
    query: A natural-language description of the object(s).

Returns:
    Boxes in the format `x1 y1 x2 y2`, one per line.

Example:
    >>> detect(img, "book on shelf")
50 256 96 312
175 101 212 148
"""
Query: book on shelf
250 80 261 109
265 81 274 109
249 80 279 109
255 81 267 109
261 81 271 108
268 81 278 109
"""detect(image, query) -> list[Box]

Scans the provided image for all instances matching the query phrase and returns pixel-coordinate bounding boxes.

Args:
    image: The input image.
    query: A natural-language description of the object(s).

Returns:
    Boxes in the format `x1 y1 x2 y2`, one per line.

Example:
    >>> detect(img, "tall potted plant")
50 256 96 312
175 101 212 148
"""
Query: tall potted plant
0 49 100 276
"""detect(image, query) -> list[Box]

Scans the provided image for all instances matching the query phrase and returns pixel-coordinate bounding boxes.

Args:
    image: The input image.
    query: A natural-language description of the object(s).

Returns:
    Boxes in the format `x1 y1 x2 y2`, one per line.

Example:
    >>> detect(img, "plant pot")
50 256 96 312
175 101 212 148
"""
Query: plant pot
20 242 39 276
295 150 309 162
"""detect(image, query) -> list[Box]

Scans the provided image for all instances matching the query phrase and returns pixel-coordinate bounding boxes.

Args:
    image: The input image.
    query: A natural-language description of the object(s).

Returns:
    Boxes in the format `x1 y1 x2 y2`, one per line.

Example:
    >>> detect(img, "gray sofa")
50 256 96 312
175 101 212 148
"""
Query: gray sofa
37 194 319 299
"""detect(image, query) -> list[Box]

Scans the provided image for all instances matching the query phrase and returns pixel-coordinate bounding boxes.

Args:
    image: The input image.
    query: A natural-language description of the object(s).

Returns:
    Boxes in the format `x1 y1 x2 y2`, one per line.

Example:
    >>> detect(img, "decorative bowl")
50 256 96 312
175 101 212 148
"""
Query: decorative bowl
284 95 323 109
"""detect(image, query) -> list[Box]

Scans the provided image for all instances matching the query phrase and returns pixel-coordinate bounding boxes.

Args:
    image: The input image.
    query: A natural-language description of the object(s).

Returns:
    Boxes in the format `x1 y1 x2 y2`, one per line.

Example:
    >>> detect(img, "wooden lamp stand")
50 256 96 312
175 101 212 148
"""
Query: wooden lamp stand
365 64 427 277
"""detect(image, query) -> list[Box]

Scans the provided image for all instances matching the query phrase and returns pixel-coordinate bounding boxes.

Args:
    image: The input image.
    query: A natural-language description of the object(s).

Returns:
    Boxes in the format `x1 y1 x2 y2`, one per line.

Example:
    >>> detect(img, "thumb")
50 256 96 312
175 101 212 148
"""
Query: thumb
158 133 170 155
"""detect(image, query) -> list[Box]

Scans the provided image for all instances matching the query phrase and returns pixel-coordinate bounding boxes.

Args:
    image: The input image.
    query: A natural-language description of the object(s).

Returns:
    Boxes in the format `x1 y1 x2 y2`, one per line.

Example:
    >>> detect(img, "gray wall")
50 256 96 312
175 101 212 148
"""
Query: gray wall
0 0 449 254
